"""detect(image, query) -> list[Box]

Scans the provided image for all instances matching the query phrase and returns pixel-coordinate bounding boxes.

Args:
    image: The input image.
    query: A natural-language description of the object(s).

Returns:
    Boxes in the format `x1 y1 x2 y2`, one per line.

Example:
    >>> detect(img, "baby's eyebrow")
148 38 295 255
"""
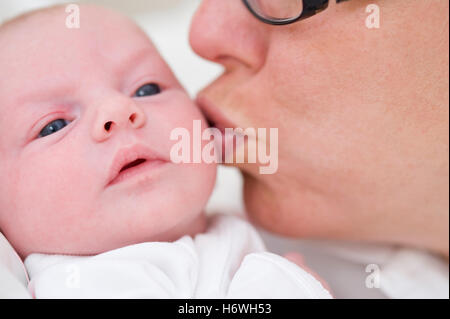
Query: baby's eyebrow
14 82 76 108
12 48 156 107
115 47 158 78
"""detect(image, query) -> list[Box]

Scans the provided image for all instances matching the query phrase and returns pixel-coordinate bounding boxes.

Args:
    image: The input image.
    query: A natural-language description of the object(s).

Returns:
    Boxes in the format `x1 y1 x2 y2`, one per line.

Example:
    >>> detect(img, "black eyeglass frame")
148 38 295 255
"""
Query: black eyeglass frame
242 0 349 26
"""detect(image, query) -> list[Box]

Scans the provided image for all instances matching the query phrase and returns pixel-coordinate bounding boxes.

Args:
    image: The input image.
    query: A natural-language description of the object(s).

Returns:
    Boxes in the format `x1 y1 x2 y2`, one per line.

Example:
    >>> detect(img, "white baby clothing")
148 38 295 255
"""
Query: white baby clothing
24 214 332 299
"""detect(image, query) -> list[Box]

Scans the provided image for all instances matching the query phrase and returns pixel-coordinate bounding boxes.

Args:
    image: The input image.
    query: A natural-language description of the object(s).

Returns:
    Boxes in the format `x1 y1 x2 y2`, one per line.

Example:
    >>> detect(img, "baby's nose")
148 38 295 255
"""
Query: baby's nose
91 96 146 142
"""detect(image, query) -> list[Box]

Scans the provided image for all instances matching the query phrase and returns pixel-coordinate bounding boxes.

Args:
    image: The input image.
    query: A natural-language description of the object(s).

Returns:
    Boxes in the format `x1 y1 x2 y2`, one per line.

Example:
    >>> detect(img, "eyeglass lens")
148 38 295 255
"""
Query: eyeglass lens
246 0 304 21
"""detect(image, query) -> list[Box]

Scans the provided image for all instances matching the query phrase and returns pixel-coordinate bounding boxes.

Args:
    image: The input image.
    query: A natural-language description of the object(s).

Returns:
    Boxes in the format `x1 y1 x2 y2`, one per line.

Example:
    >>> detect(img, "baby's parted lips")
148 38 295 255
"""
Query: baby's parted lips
119 158 147 173
107 144 168 187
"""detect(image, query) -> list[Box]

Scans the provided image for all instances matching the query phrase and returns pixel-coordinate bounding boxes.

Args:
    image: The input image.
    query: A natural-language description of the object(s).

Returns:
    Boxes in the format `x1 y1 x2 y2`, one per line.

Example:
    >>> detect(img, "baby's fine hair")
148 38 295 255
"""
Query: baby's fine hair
0 5 65 33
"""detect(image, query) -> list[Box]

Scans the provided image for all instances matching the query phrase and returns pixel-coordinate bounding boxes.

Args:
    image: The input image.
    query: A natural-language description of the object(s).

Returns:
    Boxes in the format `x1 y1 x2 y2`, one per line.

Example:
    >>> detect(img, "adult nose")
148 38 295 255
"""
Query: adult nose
189 0 268 70
91 95 146 143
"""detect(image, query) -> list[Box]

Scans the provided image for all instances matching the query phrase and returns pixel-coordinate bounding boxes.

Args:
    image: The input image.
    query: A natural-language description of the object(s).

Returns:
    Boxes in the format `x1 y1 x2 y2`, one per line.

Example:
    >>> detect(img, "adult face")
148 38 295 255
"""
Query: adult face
190 0 449 255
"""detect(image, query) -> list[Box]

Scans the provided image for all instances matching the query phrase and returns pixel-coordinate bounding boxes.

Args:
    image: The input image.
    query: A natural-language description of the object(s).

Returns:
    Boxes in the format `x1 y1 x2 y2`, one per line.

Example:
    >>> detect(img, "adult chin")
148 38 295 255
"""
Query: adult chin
238 164 349 242
240 170 308 239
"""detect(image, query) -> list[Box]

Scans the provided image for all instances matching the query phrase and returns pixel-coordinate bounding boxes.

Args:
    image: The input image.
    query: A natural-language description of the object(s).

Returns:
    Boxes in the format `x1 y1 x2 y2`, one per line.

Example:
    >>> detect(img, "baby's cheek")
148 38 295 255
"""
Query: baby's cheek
148 94 217 211
164 92 207 128
8 153 97 254
145 94 210 159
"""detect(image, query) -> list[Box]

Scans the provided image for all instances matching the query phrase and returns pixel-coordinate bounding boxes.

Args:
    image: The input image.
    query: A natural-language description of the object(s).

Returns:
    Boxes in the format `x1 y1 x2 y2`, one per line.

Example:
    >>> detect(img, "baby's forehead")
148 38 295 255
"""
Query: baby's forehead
0 4 158 64
1 4 143 32
0 5 162 97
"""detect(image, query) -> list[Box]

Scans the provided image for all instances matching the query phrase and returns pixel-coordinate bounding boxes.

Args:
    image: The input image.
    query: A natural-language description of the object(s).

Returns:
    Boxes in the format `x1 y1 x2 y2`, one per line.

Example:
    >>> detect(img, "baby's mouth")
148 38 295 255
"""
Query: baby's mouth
108 158 167 187
109 158 149 186
119 158 147 173
106 144 169 187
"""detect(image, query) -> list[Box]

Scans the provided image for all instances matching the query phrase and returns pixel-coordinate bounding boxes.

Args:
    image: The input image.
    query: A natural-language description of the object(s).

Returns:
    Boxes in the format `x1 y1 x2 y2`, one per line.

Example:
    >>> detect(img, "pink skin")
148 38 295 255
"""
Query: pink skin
0 5 216 259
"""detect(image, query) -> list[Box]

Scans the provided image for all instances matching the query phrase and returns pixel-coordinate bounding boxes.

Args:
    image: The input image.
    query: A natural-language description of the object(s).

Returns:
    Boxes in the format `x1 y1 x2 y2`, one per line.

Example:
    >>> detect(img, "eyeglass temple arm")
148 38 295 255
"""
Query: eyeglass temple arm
301 0 350 21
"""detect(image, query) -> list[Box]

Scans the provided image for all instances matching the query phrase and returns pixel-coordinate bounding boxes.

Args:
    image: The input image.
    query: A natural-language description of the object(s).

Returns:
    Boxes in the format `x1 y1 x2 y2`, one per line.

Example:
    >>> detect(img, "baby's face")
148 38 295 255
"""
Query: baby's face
0 6 216 258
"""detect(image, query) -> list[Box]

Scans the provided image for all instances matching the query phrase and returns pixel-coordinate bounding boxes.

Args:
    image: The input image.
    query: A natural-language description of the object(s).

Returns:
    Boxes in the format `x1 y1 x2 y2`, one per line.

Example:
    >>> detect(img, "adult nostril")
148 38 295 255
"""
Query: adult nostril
104 121 113 132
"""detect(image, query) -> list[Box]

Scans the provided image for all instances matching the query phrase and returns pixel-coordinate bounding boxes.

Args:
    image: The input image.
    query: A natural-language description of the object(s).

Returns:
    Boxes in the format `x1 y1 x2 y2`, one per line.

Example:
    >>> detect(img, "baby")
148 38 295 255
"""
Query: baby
0 4 331 298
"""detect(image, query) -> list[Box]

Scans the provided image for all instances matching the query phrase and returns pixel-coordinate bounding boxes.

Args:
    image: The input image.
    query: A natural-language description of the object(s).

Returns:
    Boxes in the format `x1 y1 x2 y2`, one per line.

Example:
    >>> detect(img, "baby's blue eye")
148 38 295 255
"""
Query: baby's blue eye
38 119 70 138
134 83 161 97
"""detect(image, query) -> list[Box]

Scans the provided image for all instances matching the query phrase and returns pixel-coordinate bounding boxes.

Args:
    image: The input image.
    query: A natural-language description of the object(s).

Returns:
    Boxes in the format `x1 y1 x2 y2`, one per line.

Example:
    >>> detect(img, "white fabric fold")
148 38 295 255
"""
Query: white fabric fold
24 214 332 299
0 232 31 298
